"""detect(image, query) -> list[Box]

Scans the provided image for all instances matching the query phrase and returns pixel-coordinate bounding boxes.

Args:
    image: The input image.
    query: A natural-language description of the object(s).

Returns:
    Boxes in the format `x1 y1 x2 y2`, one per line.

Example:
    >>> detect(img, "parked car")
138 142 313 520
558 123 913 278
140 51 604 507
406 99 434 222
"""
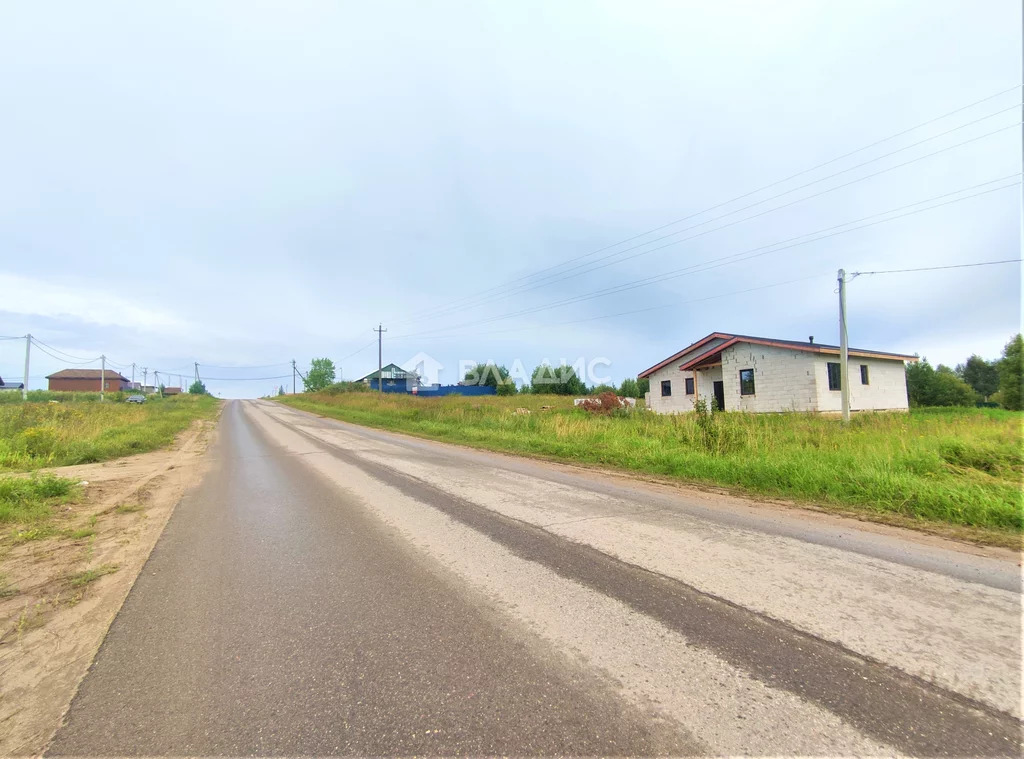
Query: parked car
125 394 146 404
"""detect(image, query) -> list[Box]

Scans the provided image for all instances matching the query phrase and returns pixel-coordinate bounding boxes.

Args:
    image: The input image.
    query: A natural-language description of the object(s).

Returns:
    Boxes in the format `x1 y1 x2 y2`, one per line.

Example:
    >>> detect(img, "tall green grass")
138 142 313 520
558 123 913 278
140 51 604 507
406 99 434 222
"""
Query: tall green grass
0 394 219 471
278 393 1023 534
0 475 78 524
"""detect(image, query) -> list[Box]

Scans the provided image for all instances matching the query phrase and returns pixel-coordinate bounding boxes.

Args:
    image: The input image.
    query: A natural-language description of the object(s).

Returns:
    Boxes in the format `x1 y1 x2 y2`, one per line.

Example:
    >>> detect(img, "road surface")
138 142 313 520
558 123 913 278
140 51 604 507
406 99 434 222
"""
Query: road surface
49 400 1022 756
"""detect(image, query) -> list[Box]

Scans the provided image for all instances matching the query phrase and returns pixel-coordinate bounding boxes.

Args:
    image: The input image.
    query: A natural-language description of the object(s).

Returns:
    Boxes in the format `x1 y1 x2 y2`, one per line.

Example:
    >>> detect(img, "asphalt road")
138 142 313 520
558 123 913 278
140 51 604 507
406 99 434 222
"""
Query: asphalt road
49 400 1023 756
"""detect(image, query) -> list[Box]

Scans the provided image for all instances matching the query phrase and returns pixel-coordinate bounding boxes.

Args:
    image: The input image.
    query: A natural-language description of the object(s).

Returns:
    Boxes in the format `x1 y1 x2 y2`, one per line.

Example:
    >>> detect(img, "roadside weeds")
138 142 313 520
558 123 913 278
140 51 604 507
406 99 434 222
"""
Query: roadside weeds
0 415 218 756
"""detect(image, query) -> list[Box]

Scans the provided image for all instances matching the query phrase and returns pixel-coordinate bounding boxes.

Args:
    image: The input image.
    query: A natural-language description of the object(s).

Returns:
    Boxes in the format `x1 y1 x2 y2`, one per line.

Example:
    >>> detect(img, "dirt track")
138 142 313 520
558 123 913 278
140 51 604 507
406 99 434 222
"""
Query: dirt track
0 416 217 756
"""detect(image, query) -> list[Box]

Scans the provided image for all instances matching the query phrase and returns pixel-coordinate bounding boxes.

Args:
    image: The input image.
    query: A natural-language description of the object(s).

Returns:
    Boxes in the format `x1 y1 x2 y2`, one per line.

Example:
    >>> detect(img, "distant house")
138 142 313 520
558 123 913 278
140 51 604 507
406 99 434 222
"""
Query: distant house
358 364 420 393
162 386 181 396
46 369 130 393
639 332 916 414
0 375 24 390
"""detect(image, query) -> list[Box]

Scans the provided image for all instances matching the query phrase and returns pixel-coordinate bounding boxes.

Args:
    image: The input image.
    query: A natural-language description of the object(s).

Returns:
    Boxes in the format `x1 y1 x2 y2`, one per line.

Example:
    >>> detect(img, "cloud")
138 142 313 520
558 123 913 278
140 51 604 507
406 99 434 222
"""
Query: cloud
0 272 189 332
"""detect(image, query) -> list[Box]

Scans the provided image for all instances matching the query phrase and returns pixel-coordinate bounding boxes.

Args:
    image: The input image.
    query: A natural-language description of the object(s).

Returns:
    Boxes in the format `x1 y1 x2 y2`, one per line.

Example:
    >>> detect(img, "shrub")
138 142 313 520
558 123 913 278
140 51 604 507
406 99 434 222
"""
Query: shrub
578 392 624 415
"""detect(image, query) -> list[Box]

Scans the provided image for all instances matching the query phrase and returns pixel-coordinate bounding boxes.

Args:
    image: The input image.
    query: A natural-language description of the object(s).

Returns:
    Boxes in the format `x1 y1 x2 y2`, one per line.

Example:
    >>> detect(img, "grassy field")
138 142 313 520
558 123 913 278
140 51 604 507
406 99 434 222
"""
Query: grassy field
0 393 219 473
278 392 1023 539
0 393 218 530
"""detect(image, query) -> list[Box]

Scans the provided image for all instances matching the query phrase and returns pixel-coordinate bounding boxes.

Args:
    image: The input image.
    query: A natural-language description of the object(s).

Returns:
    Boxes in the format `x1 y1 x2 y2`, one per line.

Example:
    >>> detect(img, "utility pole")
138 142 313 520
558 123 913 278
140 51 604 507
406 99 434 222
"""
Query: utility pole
374 323 387 394
100 355 106 402
154 370 160 395
194 362 200 387
292 359 296 395
131 362 136 386
837 269 850 424
142 367 148 391
22 333 30 400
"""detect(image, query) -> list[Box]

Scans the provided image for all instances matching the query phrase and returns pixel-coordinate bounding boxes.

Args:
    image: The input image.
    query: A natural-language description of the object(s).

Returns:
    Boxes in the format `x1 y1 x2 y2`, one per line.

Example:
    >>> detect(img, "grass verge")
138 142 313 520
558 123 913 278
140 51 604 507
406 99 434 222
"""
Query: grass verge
278 393 1023 542
0 394 219 472
0 475 79 525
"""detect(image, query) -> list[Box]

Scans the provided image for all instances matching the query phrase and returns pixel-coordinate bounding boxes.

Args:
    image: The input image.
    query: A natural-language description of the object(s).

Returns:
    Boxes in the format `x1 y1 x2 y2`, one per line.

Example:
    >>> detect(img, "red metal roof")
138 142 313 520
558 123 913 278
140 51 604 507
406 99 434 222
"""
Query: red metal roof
46 369 129 381
638 332 917 378
636 333 732 378
677 335 918 371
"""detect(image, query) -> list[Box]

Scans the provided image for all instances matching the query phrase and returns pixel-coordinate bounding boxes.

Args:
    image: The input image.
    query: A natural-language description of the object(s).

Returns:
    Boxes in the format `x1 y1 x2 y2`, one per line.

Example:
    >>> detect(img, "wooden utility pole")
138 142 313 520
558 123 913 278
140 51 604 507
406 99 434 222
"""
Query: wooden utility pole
100 355 106 402
374 323 387 394
838 269 850 423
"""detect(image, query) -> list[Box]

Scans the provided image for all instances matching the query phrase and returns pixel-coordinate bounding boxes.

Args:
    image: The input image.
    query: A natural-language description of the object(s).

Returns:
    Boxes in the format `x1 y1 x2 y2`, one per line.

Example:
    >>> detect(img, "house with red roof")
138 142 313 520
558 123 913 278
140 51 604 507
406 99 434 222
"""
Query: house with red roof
638 333 917 414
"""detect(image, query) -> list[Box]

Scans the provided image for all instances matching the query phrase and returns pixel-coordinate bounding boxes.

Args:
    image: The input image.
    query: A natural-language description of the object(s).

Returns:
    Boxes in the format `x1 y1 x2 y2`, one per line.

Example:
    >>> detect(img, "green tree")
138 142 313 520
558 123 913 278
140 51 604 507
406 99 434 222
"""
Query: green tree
277 385 286 396
303 358 336 392
618 378 640 398
906 359 978 407
955 355 1000 400
464 362 517 394
997 334 1023 410
530 364 587 395
188 380 207 395
590 384 618 395
618 377 649 398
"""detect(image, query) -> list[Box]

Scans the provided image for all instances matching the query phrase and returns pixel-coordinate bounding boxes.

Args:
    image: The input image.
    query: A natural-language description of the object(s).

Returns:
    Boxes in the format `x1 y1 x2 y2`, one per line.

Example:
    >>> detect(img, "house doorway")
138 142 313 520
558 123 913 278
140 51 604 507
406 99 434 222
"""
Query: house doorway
713 381 725 412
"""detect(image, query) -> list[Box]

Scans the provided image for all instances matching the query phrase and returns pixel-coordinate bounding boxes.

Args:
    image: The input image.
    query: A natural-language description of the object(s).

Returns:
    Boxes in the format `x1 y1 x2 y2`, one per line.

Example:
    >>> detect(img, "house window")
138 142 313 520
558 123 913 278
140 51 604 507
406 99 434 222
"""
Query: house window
827 362 841 391
661 380 672 397
739 369 755 395
860 364 869 385
685 377 695 395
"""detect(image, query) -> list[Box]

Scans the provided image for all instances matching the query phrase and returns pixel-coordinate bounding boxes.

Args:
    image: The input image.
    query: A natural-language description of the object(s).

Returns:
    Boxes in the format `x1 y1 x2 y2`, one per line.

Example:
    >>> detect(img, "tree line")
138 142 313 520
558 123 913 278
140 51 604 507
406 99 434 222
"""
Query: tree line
907 334 1022 410
460 363 651 397
290 357 653 397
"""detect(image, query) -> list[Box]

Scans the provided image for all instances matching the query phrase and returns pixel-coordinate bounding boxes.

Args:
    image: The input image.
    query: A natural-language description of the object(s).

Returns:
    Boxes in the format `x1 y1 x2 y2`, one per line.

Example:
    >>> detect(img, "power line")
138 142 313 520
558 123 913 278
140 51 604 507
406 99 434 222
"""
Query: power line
387 274 826 343
30 341 100 365
337 340 377 362
852 259 1022 276
30 337 101 363
389 178 1020 341
402 119 1022 327
397 88 1022 325
196 374 294 381
195 362 293 370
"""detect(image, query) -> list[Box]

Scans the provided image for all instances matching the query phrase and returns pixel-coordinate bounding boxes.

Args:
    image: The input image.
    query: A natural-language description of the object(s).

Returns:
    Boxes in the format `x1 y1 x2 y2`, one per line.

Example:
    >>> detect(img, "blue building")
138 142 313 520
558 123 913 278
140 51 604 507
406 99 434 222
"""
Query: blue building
358 364 496 396
359 363 419 393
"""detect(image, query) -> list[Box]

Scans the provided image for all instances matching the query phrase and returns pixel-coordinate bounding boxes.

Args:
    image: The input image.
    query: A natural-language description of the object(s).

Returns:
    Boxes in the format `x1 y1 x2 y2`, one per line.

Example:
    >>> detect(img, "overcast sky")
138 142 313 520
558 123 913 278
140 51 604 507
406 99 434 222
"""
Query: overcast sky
1 0 1020 397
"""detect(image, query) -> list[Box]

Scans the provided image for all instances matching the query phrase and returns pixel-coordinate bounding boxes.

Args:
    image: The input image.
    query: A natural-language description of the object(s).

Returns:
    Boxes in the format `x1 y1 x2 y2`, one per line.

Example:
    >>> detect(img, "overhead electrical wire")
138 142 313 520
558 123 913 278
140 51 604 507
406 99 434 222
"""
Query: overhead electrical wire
337 340 378 362
389 177 1020 342
395 87 1022 325
196 362 292 370
30 337 101 364
386 273 827 343
30 342 100 365
852 259 1022 276
198 374 294 381
398 118 1022 327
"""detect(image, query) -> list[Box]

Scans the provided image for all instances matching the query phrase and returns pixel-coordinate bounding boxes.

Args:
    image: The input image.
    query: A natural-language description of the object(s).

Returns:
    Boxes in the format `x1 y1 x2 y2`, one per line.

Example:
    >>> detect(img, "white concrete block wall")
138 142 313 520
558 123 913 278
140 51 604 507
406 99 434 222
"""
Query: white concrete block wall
814 356 909 412
644 337 728 414
643 339 910 414
720 345 818 412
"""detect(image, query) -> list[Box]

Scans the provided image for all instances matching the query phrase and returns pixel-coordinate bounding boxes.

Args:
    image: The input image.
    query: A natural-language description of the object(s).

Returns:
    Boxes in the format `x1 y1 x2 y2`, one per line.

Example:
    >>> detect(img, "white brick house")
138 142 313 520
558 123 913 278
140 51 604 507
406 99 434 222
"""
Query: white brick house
639 333 916 414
